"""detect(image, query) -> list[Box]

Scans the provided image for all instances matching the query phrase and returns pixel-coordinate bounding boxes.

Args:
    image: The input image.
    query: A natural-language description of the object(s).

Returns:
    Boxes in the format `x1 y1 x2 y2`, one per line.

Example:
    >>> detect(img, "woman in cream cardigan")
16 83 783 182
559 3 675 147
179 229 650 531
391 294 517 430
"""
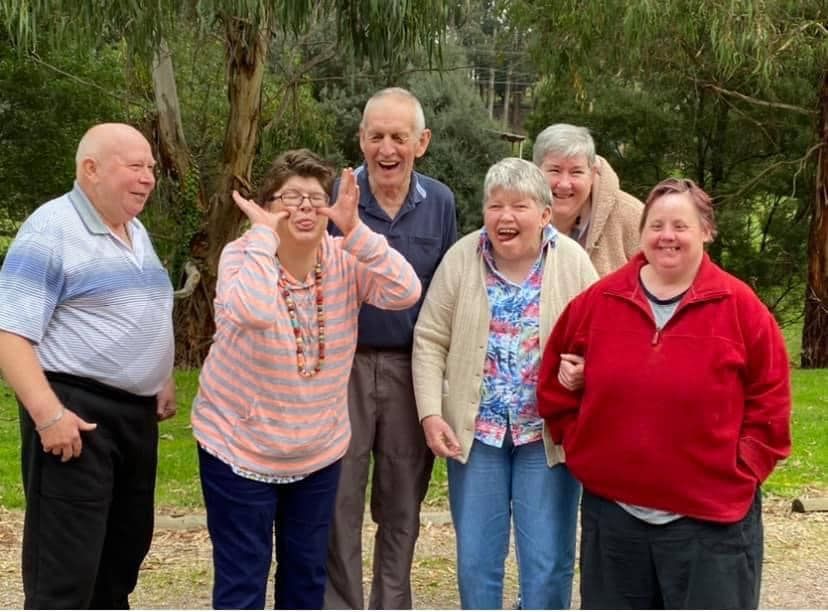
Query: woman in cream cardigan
412 158 597 609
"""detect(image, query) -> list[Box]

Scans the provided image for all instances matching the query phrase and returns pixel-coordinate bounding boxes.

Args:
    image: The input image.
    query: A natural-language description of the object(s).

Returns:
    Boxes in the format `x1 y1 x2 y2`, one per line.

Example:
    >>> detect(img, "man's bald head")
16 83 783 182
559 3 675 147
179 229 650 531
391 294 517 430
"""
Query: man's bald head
75 123 150 179
74 123 157 228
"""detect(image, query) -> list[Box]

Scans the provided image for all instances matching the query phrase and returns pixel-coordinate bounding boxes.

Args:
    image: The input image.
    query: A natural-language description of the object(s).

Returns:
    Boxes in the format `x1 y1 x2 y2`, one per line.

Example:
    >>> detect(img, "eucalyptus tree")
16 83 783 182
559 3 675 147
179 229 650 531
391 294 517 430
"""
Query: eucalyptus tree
514 0 828 367
2 0 463 364
454 0 536 128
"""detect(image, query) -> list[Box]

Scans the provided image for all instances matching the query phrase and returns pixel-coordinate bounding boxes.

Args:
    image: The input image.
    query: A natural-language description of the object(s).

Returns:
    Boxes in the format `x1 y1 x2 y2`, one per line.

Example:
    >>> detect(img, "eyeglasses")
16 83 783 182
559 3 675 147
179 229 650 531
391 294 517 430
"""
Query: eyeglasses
269 189 330 209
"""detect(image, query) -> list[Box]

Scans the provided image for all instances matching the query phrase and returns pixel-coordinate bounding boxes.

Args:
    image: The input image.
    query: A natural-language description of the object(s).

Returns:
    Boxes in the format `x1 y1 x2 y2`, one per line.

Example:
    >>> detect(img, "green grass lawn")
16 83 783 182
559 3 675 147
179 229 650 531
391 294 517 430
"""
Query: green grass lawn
0 366 825 509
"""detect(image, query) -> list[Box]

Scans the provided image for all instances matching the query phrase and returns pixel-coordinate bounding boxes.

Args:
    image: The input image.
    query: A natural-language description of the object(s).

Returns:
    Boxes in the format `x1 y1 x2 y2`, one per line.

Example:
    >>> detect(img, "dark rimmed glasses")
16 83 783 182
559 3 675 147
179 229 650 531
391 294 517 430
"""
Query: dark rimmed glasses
269 189 330 209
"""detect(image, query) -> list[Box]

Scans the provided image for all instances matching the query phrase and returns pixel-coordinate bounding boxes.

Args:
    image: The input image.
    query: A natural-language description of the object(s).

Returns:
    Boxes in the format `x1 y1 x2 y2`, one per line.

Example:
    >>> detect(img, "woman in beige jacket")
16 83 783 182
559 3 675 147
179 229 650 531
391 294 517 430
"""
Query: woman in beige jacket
534 123 643 277
412 158 597 609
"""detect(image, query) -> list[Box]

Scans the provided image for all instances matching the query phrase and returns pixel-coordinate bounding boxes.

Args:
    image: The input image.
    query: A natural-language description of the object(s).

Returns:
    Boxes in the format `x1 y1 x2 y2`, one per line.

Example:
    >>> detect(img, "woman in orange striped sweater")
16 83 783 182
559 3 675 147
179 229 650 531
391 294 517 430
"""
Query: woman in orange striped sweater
191 149 422 610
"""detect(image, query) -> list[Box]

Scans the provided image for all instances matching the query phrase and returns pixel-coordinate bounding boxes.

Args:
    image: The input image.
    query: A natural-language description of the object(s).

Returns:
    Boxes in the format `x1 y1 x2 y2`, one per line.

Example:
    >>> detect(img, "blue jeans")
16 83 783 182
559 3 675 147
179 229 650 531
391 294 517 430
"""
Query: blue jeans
198 446 341 609
447 436 580 609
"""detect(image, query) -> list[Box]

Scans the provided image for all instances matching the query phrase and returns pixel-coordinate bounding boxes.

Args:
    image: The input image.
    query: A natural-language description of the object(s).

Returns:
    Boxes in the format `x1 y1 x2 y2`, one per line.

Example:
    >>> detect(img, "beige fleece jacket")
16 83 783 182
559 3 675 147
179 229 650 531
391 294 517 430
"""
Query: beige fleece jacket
584 156 644 277
412 229 598 466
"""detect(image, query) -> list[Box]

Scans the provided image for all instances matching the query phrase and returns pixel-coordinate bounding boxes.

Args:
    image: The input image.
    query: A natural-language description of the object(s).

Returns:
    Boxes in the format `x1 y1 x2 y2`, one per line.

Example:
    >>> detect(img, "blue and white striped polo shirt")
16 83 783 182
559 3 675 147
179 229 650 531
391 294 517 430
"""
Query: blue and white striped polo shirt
0 183 174 396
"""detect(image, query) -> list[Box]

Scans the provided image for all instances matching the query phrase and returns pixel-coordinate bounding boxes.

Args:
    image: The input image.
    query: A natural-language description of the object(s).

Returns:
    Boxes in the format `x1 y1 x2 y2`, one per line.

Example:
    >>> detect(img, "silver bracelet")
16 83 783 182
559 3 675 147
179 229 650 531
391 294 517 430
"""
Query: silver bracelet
35 407 65 432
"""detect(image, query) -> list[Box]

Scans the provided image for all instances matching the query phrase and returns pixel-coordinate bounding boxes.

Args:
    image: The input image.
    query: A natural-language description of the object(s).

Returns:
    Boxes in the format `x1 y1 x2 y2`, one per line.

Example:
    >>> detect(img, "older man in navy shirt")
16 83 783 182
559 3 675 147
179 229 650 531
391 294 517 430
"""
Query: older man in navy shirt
325 87 457 609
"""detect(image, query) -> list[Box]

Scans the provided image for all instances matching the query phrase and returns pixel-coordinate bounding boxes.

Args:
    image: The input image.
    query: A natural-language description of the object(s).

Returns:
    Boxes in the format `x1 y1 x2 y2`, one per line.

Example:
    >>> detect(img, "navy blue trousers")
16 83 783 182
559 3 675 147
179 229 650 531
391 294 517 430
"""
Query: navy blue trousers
198 446 341 609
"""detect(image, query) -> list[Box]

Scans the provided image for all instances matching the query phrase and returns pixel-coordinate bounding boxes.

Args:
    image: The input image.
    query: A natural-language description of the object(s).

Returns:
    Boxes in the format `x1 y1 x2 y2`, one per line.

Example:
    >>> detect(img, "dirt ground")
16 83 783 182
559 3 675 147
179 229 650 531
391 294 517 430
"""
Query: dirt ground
0 494 826 609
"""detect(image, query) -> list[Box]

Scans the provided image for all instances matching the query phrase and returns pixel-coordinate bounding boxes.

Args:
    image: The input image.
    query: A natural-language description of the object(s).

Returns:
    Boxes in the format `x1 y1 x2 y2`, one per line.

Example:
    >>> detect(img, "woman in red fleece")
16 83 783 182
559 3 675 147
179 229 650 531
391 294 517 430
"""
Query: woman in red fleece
537 178 791 609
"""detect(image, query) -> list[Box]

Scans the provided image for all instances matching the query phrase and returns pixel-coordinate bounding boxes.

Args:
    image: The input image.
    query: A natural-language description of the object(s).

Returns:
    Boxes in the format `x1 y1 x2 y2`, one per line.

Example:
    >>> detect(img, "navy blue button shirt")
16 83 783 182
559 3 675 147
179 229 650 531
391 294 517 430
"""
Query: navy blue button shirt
330 165 457 349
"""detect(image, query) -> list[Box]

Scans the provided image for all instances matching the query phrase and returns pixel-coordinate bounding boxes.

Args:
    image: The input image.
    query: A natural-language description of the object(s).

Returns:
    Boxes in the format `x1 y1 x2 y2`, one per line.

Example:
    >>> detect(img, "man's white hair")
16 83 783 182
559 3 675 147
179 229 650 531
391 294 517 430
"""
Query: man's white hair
360 87 426 135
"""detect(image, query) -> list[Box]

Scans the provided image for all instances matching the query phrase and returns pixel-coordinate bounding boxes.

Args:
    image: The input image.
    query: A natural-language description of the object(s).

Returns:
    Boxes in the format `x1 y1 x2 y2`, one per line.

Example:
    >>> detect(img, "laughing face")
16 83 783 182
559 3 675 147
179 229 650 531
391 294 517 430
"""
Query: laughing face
539 153 594 226
359 95 431 195
90 131 156 225
484 188 553 264
641 191 712 280
266 175 329 248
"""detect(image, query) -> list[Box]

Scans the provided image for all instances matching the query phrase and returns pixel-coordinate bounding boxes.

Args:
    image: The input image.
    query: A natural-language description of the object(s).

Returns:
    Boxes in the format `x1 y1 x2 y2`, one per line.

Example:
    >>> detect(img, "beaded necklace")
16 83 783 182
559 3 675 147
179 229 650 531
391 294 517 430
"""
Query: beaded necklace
277 257 325 377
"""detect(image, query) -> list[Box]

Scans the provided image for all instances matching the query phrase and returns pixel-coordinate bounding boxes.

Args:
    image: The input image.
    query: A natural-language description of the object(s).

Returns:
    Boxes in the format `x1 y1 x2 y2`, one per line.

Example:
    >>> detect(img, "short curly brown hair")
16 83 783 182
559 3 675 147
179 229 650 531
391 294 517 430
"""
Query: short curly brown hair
640 177 718 240
257 149 336 206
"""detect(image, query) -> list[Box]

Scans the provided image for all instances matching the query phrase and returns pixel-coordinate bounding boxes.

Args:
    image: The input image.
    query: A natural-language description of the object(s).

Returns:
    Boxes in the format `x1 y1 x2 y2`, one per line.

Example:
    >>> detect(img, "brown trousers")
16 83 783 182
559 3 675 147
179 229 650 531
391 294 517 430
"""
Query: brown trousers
324 348 434 609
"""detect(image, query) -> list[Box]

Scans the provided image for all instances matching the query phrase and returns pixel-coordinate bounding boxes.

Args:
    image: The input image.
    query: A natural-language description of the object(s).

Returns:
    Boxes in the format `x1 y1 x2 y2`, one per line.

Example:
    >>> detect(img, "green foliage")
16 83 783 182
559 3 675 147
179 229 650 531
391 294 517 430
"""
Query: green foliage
425 458 448 508
765 369 828 495
412 68 511 233
129 24 344 275
455 0 536 125
516 0 823 325
0 41 132 227
255 36 341 176
0 370 206 509
155 370 203 509
139 28 229 273
0 382 22 507
2 1 464 74
0 209 19 260
312 42 510 233
1 363 825 509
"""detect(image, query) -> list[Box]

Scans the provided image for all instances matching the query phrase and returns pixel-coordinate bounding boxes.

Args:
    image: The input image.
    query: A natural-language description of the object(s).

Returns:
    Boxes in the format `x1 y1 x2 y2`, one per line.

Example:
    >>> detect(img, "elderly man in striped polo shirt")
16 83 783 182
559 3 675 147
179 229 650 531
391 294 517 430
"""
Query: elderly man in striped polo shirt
0 123 175 609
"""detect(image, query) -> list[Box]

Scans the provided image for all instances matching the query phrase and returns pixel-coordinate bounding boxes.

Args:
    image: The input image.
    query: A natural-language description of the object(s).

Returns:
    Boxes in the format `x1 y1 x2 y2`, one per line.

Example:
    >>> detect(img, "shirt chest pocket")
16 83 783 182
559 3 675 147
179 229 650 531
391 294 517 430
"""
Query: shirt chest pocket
407 235 441 280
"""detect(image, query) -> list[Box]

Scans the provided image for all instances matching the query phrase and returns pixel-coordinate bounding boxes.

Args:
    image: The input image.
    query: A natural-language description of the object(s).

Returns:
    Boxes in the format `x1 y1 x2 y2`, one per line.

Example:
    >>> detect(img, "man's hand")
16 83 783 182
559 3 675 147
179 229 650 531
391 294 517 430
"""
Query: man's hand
422 415 462 459
318 167 359 236
0 331 97 462
39 407 97 463
558 353 585 391
156 376 176 421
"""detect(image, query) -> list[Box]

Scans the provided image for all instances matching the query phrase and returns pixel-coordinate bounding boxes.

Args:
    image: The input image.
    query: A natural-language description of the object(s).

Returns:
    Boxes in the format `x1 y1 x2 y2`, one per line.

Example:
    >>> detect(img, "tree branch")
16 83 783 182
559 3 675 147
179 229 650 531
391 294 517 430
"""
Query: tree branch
262 43 339 133
27 53 147 110
700 82 817 116
721 142 825 203
173 261 201 299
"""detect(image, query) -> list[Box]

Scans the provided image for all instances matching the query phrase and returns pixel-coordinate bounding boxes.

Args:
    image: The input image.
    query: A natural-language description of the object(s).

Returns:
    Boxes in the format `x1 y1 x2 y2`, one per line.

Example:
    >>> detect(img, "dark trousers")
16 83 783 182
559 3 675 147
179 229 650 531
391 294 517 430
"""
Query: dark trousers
198 446 342 610
580 488 763 609
325 349 434 609
19 373 158 610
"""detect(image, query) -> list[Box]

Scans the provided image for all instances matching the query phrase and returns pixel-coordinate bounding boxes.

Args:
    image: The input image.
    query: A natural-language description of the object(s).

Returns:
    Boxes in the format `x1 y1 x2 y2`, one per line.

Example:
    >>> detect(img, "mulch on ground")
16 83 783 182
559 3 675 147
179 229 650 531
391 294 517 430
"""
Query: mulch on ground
0 495 826 608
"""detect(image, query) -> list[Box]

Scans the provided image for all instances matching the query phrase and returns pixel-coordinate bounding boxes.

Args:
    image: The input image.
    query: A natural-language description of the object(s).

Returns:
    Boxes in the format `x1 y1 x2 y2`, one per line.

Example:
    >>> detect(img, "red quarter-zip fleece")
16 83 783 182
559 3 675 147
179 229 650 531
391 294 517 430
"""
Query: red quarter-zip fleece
537 252 791 523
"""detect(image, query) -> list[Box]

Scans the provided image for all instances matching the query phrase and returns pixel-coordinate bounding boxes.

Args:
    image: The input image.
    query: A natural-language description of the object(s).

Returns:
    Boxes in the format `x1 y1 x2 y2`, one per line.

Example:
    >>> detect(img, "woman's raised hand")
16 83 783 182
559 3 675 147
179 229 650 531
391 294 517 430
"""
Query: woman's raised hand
318 167 360 236
232 190 289 232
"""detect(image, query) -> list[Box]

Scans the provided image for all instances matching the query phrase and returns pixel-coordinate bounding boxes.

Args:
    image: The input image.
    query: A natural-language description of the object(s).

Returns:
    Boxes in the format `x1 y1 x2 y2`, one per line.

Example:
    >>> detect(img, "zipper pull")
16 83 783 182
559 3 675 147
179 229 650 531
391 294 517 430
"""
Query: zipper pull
651 327 662 345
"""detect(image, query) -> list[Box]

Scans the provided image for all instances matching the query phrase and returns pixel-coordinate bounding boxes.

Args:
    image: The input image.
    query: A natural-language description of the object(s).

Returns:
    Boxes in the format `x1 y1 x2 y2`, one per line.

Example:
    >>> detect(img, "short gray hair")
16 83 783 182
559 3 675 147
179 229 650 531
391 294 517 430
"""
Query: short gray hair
532 123 596 167
360 87 426 135
483 157 552 209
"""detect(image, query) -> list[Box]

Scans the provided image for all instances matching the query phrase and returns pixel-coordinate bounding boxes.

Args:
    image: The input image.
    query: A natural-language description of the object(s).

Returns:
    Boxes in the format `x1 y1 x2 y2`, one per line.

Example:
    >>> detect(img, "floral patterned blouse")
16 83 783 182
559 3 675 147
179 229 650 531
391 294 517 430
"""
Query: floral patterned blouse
475 225 557 448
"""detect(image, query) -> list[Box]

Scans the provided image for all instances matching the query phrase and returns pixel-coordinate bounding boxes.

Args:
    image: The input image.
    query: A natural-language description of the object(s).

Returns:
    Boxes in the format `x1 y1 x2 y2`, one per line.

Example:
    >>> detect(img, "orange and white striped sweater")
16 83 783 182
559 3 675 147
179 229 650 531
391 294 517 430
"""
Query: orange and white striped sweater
192 222 421 478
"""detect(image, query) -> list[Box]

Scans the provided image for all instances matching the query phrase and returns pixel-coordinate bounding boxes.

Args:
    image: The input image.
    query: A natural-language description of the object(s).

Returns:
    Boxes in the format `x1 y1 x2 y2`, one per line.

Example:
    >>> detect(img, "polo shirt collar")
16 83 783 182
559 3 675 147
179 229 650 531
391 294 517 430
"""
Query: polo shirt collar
354 165 426 215
67 182 145 263
68 181 143 239
68 181 110 235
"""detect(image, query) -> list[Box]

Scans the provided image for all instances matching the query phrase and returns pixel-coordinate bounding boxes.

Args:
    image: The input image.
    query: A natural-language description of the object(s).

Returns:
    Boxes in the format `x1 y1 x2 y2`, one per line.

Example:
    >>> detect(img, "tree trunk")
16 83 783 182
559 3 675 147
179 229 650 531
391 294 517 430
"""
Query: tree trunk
801 69 828 368
172 15 271 366
512 88 523 130
710 100 729 193
488 66 495 120
502 63 512 130
152 39 192 182
695 91 707 188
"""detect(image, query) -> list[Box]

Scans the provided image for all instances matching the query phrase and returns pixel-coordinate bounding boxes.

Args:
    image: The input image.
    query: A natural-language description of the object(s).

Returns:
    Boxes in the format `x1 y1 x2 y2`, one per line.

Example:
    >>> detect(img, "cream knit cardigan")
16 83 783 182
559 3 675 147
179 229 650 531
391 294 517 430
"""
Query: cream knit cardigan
412 229 598 466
